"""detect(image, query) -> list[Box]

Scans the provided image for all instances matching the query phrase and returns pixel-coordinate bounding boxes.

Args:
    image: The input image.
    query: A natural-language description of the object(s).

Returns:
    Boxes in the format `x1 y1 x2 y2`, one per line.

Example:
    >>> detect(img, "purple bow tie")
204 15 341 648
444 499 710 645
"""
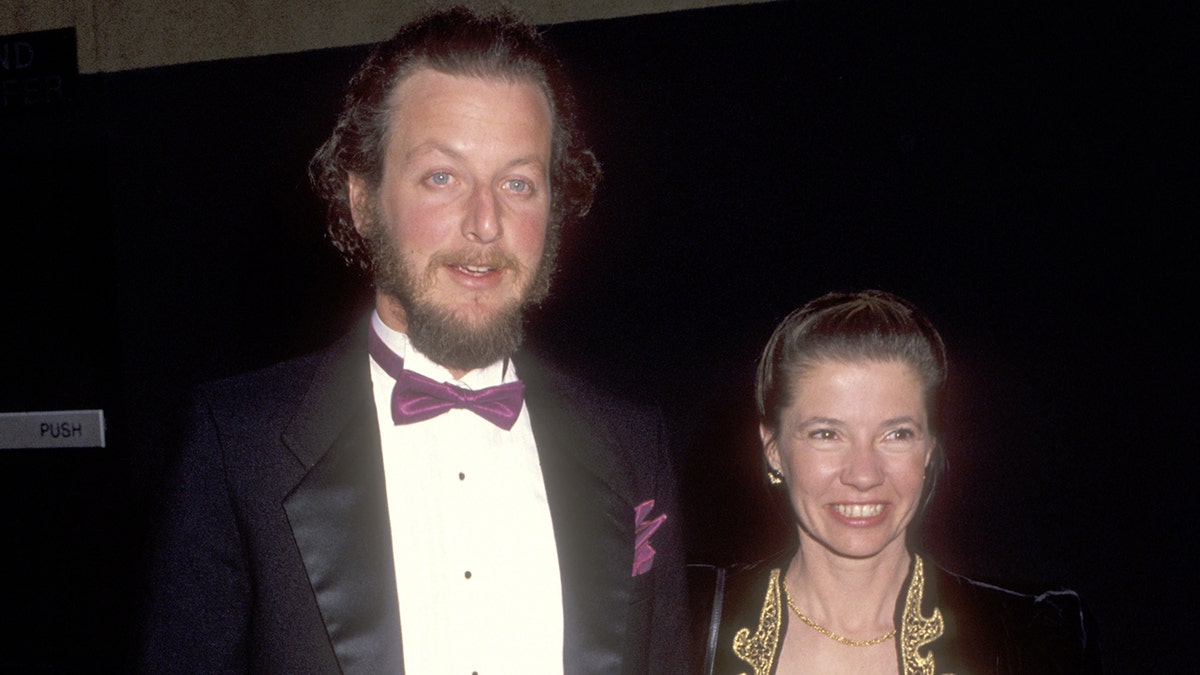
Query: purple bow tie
368 327 525 430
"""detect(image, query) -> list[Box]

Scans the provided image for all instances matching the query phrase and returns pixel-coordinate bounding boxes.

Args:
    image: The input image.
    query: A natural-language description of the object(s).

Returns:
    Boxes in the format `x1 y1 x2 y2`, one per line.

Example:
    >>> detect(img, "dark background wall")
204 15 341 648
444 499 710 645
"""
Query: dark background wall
2 2 1193 671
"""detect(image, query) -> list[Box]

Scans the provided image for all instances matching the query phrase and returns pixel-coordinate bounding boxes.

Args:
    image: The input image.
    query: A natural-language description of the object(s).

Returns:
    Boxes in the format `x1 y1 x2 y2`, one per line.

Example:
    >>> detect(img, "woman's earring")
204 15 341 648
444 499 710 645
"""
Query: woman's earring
767 468 784 485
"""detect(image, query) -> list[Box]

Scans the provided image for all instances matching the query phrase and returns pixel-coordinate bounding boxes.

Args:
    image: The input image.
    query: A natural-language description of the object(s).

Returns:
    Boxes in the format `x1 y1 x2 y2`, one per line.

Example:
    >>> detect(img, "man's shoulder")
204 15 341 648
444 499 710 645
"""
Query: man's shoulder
514 348 674 502
202 349 323 394
516 348 662 422
195 324 367 417
513 345 667 456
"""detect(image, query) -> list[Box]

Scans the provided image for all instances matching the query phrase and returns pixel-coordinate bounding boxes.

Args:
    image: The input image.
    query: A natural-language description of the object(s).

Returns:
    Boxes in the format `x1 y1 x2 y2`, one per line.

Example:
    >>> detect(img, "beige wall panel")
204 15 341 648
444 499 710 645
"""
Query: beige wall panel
4 0 771 74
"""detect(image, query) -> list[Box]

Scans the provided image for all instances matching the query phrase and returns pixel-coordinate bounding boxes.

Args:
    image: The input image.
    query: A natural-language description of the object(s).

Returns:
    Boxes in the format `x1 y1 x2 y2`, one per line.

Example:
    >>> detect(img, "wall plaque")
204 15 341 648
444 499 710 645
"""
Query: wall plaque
2 27 77 116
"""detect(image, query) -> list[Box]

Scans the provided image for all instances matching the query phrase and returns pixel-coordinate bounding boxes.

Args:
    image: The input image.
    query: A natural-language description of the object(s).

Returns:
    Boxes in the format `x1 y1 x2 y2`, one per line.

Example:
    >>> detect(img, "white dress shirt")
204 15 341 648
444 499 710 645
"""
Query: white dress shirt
368 312 564 674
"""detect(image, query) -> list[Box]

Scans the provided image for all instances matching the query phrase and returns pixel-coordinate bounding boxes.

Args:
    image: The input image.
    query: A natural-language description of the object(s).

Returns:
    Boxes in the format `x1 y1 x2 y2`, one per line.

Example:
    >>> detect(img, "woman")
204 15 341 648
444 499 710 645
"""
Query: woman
695 290 1100 674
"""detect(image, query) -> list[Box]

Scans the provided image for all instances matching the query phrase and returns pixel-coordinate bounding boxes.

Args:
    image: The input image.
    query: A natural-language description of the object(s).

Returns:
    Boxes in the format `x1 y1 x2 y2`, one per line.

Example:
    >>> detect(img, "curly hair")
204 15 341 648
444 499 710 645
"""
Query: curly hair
308 6 602 272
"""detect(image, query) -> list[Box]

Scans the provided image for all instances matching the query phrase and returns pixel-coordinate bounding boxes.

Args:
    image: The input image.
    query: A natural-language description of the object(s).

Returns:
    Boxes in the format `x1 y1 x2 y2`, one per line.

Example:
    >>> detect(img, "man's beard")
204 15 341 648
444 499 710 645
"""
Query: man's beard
363 215 556 373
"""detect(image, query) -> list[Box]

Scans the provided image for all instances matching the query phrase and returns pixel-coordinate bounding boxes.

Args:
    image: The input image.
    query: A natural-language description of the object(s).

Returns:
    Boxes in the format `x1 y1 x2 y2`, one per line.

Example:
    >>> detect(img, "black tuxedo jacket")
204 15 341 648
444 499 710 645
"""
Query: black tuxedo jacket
139 321 687 673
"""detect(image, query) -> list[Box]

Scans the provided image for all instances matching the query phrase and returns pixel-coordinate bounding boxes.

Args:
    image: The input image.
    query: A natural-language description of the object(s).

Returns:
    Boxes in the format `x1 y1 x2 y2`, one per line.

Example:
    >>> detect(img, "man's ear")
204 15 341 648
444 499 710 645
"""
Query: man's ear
347 172 370 235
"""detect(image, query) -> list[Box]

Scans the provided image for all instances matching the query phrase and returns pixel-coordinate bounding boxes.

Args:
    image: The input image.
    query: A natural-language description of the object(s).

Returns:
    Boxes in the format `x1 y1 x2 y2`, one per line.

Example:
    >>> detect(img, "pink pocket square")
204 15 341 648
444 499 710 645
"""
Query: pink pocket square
632 499 668 577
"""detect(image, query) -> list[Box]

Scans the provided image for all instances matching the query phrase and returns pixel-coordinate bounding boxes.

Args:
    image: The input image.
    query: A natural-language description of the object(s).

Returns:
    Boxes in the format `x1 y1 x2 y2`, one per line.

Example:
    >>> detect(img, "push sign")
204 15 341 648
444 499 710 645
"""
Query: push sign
0 410 105 449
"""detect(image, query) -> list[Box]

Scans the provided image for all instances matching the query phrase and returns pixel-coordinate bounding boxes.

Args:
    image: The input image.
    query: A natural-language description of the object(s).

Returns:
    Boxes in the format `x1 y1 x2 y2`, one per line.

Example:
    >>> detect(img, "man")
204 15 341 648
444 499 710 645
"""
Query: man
139 7 686 674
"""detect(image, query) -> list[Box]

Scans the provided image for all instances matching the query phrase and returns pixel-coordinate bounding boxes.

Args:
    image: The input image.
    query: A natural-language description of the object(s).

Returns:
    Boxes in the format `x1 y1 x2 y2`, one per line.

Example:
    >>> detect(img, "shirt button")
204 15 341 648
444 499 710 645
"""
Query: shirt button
459 472 466 480
464 570 472 579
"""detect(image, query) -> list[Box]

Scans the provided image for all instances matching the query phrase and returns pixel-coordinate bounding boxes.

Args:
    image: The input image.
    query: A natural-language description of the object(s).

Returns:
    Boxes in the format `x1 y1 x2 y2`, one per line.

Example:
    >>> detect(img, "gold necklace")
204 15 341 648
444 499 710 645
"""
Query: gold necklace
781 578 897 647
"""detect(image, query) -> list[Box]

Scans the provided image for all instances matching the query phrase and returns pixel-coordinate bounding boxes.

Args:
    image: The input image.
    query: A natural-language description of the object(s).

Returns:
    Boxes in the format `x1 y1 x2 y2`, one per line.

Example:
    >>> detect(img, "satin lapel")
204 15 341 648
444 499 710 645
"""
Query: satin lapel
281 325 405 674
517 354 632 674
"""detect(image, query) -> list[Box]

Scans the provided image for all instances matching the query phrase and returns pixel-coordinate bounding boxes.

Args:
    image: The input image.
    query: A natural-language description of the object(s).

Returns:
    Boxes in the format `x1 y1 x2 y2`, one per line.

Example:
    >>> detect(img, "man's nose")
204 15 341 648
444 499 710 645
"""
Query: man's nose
462 184 502 243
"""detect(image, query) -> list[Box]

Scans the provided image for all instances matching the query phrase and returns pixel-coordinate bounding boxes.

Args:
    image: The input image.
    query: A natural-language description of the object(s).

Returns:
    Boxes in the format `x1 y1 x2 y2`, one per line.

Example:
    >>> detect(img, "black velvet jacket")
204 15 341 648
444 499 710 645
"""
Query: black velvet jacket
691 550 1102 674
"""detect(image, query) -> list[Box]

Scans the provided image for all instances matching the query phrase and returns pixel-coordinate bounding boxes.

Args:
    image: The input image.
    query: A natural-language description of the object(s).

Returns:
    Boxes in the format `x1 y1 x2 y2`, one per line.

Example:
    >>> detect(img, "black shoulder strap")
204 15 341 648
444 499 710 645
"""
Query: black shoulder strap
703 566 727 675
687 563 730 675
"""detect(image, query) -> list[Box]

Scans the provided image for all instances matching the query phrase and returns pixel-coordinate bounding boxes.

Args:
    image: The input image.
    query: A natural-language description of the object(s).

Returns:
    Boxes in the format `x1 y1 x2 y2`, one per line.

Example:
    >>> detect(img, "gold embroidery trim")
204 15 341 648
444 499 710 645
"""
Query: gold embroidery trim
734 556 947 675
900 556 945 675
732 567 782 675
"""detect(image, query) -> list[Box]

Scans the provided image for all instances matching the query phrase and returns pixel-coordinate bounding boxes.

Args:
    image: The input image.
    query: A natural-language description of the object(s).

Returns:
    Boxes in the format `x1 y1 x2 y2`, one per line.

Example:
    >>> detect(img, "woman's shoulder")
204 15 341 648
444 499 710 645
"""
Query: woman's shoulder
719 549 793 611
926 562 1103 673
933 564 1083 617
689 550 792 675
689 551 788 636
930 563 1091 638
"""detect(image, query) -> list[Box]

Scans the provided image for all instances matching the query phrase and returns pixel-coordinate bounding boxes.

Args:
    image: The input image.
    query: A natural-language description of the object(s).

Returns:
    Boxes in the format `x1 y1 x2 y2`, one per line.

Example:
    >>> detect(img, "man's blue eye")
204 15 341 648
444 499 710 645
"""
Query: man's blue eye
430 172 451 185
